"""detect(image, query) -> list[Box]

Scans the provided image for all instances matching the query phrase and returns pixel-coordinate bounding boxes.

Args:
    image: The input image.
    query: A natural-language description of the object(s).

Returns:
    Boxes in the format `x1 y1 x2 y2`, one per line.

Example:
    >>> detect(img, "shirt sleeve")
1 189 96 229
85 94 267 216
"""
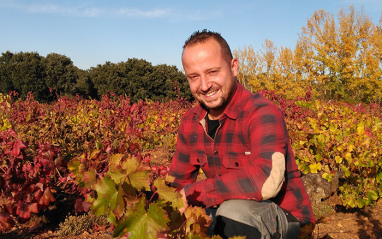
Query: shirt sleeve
182 105 288 208
168 116 199 190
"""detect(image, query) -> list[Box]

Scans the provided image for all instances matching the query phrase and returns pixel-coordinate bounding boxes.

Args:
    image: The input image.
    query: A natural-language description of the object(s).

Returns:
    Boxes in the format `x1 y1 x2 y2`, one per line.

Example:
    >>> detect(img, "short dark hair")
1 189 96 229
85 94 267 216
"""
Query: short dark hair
183 29 233 64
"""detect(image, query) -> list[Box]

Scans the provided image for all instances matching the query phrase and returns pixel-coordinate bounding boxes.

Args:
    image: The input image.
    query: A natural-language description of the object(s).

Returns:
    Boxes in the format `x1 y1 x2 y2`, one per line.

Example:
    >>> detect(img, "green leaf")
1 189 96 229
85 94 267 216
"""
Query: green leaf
108 153 125 171
113 197 169 239
67 158 80 177
154 178 184 209
127 170 150 191
377 172 382 183
366 191 378 201
121 155 140 174
356 198 365 208
92 176 120 215
112 185 125 219
107 169 126 184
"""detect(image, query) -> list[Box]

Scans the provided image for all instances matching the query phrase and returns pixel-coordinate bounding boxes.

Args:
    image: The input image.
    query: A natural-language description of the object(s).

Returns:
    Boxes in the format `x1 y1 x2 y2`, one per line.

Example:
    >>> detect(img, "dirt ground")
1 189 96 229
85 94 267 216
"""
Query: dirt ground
311 200 382 239
3 150 382 239
3 199 381 239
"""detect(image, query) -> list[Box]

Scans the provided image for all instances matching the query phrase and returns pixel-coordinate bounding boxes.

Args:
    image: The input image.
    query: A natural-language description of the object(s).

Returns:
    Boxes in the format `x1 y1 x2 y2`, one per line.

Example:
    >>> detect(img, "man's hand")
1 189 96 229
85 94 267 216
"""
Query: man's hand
179 188 188 214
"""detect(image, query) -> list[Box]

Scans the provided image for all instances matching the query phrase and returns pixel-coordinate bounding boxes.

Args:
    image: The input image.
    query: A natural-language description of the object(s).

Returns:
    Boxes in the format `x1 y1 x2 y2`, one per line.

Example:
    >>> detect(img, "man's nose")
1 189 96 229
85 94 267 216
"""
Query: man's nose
200 76 211 92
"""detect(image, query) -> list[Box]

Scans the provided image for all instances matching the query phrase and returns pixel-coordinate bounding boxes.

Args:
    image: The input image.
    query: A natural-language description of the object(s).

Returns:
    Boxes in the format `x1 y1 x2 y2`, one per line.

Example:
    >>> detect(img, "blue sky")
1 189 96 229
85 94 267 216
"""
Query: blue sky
0 0 381 71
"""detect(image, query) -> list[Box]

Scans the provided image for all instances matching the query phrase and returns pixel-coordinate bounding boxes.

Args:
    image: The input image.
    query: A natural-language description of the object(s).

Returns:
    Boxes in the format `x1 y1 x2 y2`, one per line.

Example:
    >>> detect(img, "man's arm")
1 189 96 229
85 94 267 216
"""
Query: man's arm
168 117 200 191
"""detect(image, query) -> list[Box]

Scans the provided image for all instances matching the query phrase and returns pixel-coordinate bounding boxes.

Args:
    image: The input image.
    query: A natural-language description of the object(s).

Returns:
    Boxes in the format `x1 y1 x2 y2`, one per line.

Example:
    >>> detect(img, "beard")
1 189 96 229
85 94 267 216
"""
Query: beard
198 80 237 113
199 95 227 111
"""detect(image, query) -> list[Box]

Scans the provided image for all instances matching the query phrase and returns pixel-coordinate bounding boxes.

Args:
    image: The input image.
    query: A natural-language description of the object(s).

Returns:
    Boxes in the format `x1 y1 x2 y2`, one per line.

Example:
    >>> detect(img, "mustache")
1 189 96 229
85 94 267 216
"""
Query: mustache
197 87 219 94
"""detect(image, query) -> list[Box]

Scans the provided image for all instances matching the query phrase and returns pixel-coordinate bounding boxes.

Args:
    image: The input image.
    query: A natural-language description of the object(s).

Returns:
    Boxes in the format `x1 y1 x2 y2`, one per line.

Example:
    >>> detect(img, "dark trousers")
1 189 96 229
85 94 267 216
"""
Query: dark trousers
205 200 301 239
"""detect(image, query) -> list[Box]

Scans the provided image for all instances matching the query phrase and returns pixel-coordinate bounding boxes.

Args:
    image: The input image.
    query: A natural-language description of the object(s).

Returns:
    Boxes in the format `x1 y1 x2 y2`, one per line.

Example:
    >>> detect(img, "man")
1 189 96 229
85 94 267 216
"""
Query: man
169 29 315 239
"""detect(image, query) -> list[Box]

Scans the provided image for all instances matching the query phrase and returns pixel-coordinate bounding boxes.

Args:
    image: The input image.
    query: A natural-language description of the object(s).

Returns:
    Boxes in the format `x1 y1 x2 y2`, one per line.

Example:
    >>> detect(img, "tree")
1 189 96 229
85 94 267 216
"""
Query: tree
89 59 191 102
7 52 49 101
43 53 79 98
298 6 382 102
0 51 15 94
235 6 382 103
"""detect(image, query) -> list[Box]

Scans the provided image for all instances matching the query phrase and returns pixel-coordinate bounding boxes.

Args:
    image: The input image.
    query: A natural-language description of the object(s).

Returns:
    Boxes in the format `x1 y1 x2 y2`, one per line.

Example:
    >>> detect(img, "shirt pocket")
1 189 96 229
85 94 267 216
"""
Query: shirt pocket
222 151 251 169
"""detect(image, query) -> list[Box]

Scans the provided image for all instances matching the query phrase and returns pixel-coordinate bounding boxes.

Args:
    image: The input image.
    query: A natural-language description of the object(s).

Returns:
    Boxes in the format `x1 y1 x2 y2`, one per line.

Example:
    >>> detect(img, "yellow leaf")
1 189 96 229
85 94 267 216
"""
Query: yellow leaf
357 122 365 136
345 152 352 163
362 138 370 149
347 144 355 152
309 163 322 173
335 156 342 164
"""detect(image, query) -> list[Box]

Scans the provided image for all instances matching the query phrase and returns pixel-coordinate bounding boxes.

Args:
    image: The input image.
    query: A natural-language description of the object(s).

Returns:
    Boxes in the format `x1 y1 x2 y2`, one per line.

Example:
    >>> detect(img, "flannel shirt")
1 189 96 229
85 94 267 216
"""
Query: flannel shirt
169 82 315 225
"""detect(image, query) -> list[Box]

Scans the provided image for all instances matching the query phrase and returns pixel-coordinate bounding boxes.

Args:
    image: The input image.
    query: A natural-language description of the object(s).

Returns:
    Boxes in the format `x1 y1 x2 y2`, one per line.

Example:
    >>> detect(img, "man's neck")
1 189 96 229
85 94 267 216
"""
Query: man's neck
207 111 223 120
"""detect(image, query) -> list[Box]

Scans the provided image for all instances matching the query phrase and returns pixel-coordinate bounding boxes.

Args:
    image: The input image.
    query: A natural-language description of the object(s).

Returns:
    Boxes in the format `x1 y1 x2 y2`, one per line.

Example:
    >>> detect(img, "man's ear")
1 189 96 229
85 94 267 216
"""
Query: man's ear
231 58 239 77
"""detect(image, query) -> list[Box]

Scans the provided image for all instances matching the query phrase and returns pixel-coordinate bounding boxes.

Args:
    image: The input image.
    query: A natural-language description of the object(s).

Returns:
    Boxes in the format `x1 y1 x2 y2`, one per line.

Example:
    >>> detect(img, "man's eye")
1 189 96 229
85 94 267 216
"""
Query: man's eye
188 75 198 80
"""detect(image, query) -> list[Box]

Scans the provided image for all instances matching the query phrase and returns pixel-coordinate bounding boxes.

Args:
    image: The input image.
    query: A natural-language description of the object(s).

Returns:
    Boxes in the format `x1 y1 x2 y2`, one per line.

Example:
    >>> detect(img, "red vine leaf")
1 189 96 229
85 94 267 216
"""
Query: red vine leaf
11 139 26 157
0 212 15 233
74 198 91 213
37 187 56 209
16 201 38 220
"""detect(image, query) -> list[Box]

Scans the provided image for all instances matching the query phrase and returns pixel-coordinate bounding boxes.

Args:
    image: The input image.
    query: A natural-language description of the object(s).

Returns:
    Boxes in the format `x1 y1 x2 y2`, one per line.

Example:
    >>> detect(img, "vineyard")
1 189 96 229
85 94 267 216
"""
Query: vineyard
0 90 382 238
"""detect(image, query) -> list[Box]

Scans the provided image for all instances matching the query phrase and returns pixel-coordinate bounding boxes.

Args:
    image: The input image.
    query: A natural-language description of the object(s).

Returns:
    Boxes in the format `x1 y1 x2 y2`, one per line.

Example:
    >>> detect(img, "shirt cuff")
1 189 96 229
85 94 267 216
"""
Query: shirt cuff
183 179 217 208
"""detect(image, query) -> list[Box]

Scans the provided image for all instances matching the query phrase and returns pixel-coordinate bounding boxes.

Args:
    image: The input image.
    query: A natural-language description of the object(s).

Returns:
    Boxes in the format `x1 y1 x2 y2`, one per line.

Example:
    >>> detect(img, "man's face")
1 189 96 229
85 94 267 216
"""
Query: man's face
182 39 238 119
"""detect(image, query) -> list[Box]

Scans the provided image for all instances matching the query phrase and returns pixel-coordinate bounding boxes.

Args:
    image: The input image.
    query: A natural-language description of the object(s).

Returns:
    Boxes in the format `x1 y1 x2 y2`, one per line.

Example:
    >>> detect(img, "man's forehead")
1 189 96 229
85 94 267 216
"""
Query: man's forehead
182 39 221 58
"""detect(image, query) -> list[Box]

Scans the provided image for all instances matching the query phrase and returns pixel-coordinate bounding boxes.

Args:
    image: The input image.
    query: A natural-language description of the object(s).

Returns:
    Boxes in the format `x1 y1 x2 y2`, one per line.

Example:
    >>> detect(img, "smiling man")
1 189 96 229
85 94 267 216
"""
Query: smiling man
169 30 315 239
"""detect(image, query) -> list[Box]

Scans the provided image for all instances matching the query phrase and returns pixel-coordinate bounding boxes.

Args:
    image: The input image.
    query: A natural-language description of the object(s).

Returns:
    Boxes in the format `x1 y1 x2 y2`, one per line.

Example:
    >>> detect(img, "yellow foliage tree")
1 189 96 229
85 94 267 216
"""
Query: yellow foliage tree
235 6 382 103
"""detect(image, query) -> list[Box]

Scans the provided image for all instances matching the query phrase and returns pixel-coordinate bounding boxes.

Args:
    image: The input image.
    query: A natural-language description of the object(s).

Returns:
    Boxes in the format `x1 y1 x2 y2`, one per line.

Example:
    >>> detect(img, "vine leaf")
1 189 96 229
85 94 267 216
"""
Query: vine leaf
67 158 81 178
0 212 15 233
127 170 150 191
108 153 125 172
16 201 38 220
123 156 150 190
11 139 26 157
107 154 150 190
113 197 169 239
82 168 97 188
92 176 122 215
37 187 56 209
153 178 184 209
74 198 91 212
107 170 126 185
184 206 211 235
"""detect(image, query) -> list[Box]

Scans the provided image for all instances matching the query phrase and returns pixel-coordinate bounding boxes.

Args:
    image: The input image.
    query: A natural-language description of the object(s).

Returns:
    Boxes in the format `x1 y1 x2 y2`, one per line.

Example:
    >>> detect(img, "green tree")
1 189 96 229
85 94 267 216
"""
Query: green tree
43 53 79 98
8 52 49 101
90 59 191 102
0 51 15 94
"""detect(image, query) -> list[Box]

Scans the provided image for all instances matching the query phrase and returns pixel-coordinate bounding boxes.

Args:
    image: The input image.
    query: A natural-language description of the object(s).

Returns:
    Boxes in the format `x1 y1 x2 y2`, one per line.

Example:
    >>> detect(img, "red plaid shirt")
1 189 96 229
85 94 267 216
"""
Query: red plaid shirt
169 82 315 225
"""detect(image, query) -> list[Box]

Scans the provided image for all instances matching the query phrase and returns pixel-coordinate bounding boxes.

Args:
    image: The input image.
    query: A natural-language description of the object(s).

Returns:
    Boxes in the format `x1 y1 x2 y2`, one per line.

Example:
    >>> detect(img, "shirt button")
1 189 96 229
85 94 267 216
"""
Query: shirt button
197 158 200 163
235 162 239 167
218 173 222 176
214 151 218 155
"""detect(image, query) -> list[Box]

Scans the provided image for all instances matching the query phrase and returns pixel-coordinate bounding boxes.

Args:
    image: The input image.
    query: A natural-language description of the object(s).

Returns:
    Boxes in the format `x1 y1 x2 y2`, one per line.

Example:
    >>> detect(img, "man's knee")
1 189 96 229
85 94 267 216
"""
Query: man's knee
216 199 274 226
214 200 294 239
